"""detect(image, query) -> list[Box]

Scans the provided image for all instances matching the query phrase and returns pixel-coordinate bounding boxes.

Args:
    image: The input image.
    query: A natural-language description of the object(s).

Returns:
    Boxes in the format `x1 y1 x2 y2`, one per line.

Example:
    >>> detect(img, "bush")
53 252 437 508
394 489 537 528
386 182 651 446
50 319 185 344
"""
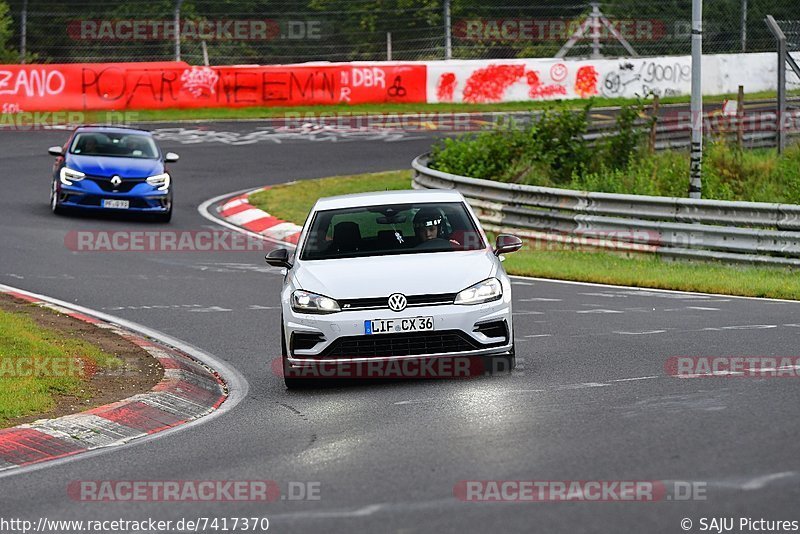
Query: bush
430 100 647 187
429 100 800 204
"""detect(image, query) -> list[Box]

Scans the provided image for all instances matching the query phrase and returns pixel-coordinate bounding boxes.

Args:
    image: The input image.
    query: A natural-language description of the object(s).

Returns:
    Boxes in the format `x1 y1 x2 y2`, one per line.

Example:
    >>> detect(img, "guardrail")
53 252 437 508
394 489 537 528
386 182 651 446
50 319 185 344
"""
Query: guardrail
412 154 800 267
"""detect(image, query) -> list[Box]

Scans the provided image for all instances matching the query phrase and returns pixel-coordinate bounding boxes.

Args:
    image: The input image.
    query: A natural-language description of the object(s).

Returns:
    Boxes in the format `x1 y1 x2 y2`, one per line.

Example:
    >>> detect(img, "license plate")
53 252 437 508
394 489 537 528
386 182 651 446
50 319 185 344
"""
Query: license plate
102 199 129 209
365 316 434 335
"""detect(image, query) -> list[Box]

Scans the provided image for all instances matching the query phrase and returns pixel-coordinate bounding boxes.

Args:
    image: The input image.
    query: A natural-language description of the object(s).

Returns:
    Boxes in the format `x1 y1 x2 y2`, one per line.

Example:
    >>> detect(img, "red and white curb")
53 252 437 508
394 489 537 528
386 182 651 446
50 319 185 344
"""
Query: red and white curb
215 186 302 245
0 286 230 473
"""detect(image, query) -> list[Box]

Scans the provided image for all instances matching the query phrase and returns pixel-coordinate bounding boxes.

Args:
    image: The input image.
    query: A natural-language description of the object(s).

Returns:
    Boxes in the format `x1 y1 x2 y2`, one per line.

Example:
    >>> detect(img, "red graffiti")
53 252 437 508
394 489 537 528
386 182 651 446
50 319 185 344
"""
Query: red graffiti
436 72 457 102
524 69 566 99
462 64 525 103
574 65 599 98
530 85 567 98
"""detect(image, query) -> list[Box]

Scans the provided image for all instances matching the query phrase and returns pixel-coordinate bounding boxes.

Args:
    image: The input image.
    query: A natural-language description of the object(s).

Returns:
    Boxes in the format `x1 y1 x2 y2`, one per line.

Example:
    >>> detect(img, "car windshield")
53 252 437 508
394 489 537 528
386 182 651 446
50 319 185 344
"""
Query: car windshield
69 132 159 159
299 201 486 261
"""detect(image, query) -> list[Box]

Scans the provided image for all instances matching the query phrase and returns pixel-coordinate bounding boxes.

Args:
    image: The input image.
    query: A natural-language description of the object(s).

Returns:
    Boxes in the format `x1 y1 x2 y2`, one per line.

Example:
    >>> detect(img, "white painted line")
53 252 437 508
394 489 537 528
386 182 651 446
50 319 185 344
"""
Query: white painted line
394 399 439 405
613 330 666 335
524 334 552 338
610 376 660 382
519 297 562 302
576 309 624 314
555 382 611 389
741 471 798 490
686 306 720 311
579 292 627 298
510 275 800 305
702 324 778 331
187 306 233 313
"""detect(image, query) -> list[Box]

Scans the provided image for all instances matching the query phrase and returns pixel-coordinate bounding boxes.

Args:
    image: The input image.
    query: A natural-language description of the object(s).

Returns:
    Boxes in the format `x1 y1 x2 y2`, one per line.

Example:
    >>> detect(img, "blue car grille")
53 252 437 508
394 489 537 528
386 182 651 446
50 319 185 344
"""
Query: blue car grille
89 176 146 193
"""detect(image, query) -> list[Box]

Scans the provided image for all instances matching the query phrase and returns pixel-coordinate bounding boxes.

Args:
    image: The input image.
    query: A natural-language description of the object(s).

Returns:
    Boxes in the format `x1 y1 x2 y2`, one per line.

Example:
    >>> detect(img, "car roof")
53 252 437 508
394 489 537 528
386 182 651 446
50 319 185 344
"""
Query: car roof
74 125 152 136
313 189 466 211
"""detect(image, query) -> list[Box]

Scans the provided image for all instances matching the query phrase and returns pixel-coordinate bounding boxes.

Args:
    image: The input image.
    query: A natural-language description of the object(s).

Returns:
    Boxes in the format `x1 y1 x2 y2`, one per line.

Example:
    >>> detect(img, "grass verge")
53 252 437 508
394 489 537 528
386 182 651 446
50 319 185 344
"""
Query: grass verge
249 170 800 300
19 88 797 125
0 294 163 428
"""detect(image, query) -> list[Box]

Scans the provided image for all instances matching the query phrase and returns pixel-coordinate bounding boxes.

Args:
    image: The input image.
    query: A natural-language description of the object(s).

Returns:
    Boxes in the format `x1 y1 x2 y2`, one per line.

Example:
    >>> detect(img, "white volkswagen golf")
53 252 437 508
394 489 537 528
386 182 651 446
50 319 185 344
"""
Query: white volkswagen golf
265 189 522 388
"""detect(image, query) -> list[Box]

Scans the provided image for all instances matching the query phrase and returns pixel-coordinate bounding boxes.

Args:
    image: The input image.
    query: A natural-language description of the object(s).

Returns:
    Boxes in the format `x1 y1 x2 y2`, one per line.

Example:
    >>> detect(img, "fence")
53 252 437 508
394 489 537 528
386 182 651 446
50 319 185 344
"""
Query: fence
583 97 800 151
3 0 799 65
412 153 800 267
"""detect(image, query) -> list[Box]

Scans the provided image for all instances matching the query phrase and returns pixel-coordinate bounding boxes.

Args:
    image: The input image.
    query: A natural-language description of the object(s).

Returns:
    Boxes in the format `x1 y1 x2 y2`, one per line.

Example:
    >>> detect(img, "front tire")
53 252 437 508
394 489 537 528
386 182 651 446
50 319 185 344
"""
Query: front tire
50 181 65 215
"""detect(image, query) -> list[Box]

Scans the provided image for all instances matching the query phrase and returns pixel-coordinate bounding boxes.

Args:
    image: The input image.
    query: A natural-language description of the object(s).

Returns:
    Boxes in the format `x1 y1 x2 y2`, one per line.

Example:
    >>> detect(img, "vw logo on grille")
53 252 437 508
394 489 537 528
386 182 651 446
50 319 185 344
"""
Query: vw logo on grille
110 175 122 187
387 293 407 312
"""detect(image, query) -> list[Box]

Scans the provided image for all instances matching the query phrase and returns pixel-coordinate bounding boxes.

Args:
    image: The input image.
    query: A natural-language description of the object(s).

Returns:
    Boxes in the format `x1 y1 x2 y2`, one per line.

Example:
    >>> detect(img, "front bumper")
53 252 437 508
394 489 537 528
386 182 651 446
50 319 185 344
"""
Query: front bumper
283 298 513 366
57 182 171 212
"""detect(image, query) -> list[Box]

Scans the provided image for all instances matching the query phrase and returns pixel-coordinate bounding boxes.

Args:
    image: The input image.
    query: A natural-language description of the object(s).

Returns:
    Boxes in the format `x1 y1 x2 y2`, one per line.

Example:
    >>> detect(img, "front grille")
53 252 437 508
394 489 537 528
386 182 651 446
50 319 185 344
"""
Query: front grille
90 177 145 193
317 330 482 359
339 292 457 311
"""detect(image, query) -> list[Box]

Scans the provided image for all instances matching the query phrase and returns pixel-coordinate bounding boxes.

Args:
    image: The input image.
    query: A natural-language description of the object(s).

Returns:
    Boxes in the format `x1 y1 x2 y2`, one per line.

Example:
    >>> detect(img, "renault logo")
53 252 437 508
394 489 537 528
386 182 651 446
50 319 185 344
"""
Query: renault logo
110 175 122 187
387 293 407 312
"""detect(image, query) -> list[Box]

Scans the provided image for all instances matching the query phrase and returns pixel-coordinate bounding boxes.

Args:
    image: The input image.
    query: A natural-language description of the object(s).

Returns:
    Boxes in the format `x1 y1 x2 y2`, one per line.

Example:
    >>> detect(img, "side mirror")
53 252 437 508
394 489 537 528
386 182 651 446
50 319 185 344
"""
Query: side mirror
494 234 523 256
265 248 292 268
164 152 180 163
48 146 63 157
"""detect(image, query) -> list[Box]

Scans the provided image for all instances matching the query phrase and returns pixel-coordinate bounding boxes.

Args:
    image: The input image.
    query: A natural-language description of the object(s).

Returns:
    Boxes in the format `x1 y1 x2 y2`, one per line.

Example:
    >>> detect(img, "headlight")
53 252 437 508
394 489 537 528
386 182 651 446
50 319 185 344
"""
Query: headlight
59 167 85 185
146 173 170 191
291 290 340 314
454 277 503 305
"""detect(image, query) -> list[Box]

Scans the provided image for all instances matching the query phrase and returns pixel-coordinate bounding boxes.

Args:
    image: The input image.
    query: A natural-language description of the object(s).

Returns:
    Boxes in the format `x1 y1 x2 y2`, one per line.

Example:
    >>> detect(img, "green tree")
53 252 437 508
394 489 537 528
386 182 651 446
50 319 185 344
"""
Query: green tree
0 1 18 62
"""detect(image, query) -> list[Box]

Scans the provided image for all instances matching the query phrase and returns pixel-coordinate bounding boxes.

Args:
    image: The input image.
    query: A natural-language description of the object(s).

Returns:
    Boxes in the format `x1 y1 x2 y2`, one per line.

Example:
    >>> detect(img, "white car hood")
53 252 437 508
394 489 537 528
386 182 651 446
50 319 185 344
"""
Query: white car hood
293 250 497 298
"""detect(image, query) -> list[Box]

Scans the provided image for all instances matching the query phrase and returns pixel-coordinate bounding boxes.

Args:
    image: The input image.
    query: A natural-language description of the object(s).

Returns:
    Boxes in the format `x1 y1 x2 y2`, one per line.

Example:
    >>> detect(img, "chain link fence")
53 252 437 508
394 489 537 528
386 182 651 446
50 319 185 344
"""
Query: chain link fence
1 0 798 65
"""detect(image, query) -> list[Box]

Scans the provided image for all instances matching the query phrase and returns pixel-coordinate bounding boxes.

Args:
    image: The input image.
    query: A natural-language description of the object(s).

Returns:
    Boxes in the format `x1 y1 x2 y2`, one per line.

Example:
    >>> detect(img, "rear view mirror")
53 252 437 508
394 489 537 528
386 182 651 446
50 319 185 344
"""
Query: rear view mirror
265 248 292 268
165 152 180 163
48 146 63 157
494 234 523 256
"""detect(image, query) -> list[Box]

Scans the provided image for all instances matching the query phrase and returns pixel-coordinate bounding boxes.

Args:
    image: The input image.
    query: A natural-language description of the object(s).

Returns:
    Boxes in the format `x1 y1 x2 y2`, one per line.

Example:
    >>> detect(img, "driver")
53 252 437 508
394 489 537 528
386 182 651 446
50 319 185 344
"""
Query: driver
413 206 444 243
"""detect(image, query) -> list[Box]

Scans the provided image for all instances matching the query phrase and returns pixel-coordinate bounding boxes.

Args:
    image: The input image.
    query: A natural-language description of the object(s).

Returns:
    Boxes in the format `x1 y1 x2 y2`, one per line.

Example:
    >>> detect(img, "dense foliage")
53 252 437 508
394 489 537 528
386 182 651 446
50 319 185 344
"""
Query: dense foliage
429 102 800 204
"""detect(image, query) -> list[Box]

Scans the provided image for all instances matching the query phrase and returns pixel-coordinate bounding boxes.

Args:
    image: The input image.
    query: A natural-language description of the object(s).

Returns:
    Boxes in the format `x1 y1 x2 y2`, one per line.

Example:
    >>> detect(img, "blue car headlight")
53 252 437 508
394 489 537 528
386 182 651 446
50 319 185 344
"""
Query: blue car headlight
146 173 170 191
59 167 85 186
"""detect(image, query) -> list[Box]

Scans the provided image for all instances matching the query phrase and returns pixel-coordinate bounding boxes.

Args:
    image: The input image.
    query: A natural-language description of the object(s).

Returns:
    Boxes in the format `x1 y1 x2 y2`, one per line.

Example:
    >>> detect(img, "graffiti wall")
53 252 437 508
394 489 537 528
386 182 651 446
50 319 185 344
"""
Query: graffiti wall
0 53 788 113
0 61 426 112
427 53 781 104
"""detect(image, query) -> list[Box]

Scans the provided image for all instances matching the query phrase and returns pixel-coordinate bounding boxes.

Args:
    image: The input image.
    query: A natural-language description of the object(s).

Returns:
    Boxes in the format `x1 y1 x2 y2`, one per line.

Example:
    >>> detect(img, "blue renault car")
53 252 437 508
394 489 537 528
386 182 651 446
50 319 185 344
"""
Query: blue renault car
48 126 179 222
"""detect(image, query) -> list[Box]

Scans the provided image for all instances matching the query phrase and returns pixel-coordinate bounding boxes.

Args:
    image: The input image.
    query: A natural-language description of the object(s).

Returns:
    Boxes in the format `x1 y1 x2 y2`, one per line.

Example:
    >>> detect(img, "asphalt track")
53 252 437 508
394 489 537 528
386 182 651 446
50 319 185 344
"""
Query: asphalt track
1 121 799 533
